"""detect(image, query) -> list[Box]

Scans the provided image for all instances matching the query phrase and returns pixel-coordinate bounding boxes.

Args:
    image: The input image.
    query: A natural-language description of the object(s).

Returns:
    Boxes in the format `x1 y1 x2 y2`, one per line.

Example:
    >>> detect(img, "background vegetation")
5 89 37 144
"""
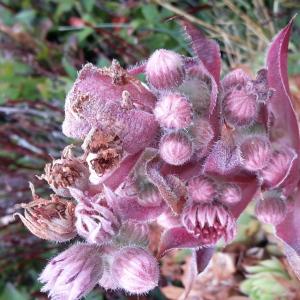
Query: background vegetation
0 1 300 299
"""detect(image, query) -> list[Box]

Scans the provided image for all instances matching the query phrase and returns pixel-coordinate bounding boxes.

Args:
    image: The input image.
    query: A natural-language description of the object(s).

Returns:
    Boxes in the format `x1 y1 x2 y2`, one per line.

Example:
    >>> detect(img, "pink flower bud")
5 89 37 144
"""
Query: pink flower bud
111 246 159 294
159 131 193 165
190 118 214 158
154 92 192 129
16 183 76 242
220 183 241 204
39 146 89 197
188 176 216 203
221 69 251 92
255 194 287 225
240 135 271 171
223 85 258 127
146 49 185 90
260 148 296 188
39 243 103 300
75 200 120 244
182 202 236 245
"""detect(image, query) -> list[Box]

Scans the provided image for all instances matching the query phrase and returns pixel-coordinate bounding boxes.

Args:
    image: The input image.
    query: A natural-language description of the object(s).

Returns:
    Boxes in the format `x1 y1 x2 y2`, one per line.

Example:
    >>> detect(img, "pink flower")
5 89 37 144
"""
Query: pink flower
39 244 103 300
182 201 236 245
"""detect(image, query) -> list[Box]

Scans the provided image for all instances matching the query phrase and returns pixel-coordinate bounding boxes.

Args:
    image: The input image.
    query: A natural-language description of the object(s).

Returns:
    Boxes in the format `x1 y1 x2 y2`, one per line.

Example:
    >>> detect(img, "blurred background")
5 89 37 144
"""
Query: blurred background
0 1 300 299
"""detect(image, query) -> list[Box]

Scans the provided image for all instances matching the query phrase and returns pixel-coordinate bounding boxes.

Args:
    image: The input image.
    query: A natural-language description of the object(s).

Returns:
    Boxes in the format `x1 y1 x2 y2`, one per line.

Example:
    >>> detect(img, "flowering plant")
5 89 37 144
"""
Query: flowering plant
16 18 300 299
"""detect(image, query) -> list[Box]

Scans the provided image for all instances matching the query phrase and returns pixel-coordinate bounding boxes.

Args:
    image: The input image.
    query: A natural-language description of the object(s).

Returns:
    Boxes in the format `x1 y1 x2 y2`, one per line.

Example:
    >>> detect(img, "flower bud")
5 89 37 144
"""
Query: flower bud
223 84 258 127
39 243 103 300
260 148 296 188
15 183 76 242
39 146 89 197
182 202 236 245
240 135 271 171
154 92 192 129
190 118 214 158
188 176 216 203
255 194 287 225
159 131 193 165
111 246 159 294
146 49 185 90
75 200 120 244
220 183 241 204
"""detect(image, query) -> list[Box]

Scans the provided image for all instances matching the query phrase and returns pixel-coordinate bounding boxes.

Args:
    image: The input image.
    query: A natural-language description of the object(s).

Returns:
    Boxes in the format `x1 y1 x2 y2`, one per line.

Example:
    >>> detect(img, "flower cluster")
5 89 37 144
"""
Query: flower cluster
16 19 300 299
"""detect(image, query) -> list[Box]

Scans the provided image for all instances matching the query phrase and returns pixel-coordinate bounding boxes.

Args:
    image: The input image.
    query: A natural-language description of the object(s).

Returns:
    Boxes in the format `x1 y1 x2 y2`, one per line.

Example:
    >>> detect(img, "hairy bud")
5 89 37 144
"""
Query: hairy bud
220 183 241 204
260 148 296 188
188 176 216 203
75 200 120 245
223 84 258 127
159 131 193 165
154 92 192 129
15 183 76 242
255 193 287 225
182 202 236 245
240 135 271 171
39 243 103 300
146 49 185 90
111 246 159 294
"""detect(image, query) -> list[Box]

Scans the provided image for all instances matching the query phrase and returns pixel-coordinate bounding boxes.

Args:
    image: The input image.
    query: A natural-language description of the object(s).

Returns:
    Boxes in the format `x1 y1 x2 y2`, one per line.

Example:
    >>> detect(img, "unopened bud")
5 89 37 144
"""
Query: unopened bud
111 246 159 294
255 193 287 225
260 148 296 188
146 49 185 90
154 92 192 129
159 131 193 165
220 183 241 204
240 135 271 171
188 176 216 203
223 84 258 127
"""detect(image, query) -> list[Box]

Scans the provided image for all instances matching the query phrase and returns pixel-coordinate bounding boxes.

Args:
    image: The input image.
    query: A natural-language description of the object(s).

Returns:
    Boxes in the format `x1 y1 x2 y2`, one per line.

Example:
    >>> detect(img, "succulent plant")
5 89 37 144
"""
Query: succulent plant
16 18 300 299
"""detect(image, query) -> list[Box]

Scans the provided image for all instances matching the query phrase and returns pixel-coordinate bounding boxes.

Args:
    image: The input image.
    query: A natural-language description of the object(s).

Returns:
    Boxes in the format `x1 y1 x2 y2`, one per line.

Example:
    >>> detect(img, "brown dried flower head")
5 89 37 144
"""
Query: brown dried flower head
15 183 77 242
40 145 89 197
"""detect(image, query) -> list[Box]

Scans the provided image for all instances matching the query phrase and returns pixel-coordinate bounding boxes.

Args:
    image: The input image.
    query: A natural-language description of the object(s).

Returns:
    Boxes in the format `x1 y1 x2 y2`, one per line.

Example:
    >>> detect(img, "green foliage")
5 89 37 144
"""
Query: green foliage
240 258 291 300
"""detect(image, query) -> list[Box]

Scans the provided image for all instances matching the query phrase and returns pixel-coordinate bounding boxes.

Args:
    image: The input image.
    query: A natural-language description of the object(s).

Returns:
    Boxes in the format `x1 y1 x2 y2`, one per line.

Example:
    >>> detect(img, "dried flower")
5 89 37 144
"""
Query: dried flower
39 243 103 300
15 183 76 242
39 146 89 197
159 131 193 165
111 246 159 294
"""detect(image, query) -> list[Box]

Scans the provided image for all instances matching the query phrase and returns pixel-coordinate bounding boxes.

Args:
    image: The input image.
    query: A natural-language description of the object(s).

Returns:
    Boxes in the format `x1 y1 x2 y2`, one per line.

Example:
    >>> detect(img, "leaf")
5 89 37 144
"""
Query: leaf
0 283 30 300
